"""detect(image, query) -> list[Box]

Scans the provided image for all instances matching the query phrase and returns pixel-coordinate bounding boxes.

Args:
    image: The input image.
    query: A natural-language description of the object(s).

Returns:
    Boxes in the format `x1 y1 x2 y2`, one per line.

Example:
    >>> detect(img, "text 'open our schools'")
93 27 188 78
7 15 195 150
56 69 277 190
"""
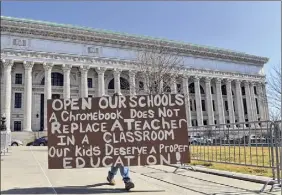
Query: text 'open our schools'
47 94 190 169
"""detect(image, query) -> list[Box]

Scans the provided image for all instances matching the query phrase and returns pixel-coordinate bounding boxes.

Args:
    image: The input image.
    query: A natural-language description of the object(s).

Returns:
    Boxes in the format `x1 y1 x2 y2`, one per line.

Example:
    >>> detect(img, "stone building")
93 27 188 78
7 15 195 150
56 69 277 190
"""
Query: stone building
0 16 269 132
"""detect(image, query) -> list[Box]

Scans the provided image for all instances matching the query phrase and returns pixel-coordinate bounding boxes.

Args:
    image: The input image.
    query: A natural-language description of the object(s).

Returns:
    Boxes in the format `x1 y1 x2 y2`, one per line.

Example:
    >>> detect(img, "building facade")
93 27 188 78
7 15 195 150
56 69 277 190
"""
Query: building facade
0 16 269 132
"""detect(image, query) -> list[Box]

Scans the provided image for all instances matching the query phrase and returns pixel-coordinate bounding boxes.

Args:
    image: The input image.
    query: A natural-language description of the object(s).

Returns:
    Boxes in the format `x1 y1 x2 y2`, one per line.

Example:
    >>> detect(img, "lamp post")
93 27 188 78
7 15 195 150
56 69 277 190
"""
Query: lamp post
1 113 6 131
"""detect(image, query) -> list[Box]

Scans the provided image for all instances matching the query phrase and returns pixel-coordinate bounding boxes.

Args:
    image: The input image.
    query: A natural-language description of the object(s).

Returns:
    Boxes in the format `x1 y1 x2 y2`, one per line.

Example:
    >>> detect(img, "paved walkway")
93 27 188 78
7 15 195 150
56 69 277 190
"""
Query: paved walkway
1 147 280 195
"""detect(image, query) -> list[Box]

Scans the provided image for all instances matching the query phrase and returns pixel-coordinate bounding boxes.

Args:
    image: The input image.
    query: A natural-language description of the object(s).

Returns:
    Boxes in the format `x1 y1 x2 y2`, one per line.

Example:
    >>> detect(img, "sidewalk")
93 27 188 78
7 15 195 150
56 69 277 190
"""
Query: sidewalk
1 147 280 195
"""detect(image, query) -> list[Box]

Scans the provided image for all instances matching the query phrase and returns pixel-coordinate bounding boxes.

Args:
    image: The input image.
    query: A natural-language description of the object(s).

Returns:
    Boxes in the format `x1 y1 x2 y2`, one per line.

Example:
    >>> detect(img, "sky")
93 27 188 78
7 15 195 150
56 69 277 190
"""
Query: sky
1 1 281 75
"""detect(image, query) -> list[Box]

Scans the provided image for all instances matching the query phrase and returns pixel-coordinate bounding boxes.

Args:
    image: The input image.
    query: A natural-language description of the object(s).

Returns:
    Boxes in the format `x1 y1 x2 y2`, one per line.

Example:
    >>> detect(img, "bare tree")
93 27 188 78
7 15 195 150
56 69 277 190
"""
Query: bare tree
267 64 281 120
131 41 185 95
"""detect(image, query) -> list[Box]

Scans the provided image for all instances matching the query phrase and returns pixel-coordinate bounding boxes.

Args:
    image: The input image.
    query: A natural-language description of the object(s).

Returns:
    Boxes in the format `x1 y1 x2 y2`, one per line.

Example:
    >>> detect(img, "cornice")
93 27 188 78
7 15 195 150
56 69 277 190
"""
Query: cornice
1 49 265 83
1 16 269 66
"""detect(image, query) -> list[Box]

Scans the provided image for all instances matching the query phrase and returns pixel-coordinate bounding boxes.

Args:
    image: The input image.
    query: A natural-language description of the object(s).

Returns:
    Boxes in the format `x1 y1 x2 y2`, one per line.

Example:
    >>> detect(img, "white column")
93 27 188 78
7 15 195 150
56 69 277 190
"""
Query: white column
2 59 13 132
62 64 72 99
159 78 164 94
194 76 203 126
205 77 214 125
226 79 235 125
96 67 106 97
23 61 34 132
129 70 136 95
243 81 254 123
261 83 269 120
256 82 266 123
183 75 191 127
215 78 225 125
80 66 89 98
114 69 122 95
235 80 245 123
144 74 149 94
43 62 53 131
171 76 177 94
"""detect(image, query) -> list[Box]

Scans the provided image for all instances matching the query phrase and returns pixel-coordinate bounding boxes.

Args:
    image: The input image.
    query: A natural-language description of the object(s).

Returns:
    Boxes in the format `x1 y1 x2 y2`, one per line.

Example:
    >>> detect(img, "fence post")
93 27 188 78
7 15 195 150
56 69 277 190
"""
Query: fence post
273 121 281 184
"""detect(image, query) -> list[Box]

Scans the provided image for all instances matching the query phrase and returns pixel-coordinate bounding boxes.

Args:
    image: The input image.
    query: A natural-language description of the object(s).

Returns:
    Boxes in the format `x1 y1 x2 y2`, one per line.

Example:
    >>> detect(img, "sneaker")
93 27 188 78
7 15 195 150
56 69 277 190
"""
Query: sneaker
125 181 135 191
107 176 116 185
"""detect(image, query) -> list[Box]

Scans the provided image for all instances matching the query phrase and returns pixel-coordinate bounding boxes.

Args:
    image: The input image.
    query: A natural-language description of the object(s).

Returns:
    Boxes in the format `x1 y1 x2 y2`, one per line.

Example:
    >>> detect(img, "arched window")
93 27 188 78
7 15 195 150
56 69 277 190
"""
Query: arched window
41 73 64 86
108 77 129 90
221 85 227 95
188 83 205 94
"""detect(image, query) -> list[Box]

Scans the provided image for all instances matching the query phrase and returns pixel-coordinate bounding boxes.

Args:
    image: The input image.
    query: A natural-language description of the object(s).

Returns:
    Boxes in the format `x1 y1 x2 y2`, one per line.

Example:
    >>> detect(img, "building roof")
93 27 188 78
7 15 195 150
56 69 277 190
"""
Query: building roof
1 16 269 65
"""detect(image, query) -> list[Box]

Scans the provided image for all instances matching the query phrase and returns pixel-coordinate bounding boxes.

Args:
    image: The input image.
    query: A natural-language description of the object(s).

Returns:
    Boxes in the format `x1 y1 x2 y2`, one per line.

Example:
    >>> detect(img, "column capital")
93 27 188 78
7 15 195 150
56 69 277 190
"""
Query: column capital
215 77 222 84
182 74 190 80
242 80 250 86
235 79 242 84
43 62 53 71
193 76 200 82
79 65 90 73
129 70 137 77
204 77 212 83
96 67 107 75
62 64 72 72
225 78 232 84
23 61 34 70
256 81 264 86
113 68 122 75
249 81 255 87
2 59 14 68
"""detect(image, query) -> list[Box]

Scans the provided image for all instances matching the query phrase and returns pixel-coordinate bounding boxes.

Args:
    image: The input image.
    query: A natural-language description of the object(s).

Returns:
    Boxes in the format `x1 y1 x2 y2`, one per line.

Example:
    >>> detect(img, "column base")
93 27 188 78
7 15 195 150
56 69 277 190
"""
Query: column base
23 129 33 132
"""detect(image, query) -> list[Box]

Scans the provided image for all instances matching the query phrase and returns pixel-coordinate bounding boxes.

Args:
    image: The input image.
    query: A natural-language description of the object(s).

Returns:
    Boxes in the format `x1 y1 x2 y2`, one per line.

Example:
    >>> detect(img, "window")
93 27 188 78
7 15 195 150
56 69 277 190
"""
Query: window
243 98 247 114
108 78 129 90
192 120 198 127
13 39 26 46
211 86 214 94
88 46 99 54
15 73 22 84
221 85 227 95
88 95 92 98
88 78 93 88
177 84 181 93
255 98 259 114
214 120 217 124
52 94 60 99
41 73 64 86
254 86 257 95
194 100 197 111
212 100 215 111
52 73 64 86
225 101 228 111
189 83 205 94
139 81 144 90
202 100 206 111
190 100 193 111
203 120 208 126
233 101 236 112
241 86 246 96
14 121 21 131
14 93 22 108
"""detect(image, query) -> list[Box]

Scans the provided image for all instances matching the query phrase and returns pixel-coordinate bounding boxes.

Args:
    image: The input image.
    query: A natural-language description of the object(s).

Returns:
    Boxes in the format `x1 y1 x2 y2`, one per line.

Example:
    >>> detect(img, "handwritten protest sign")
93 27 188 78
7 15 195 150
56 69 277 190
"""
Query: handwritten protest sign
47 94 190 169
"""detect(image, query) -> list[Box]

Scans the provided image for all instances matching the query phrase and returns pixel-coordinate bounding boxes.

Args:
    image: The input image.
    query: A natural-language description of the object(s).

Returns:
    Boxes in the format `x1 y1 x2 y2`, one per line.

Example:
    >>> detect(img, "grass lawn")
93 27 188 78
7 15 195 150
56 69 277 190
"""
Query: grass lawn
189 145 280 177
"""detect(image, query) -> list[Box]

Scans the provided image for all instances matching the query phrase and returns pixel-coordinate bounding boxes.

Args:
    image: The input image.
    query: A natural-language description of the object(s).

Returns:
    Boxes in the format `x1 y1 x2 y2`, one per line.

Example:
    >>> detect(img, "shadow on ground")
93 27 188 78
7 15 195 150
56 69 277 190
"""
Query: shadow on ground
1 183 166 194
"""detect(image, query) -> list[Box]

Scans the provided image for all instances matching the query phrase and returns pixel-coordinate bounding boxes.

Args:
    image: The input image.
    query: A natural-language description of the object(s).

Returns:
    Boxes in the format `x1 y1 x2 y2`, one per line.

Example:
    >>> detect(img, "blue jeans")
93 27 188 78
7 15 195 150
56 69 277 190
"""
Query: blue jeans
108 166 131 183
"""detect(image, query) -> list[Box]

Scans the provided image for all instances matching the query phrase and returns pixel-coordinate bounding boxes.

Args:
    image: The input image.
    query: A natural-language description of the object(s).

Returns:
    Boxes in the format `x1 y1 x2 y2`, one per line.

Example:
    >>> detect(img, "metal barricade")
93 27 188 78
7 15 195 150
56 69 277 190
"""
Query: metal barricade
0 116 10 155
1 131 8 155
188 120 281 192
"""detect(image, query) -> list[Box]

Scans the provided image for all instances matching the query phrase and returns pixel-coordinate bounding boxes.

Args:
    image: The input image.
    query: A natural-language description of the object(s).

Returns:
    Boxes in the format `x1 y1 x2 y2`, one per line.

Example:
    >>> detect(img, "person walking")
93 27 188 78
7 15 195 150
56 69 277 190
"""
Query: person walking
106 93 135 191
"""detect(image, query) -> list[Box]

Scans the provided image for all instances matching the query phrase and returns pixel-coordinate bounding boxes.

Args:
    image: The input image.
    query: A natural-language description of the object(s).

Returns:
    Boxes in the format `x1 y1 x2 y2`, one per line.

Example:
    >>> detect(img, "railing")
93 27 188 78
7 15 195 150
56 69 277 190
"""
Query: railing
188 120 281 192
